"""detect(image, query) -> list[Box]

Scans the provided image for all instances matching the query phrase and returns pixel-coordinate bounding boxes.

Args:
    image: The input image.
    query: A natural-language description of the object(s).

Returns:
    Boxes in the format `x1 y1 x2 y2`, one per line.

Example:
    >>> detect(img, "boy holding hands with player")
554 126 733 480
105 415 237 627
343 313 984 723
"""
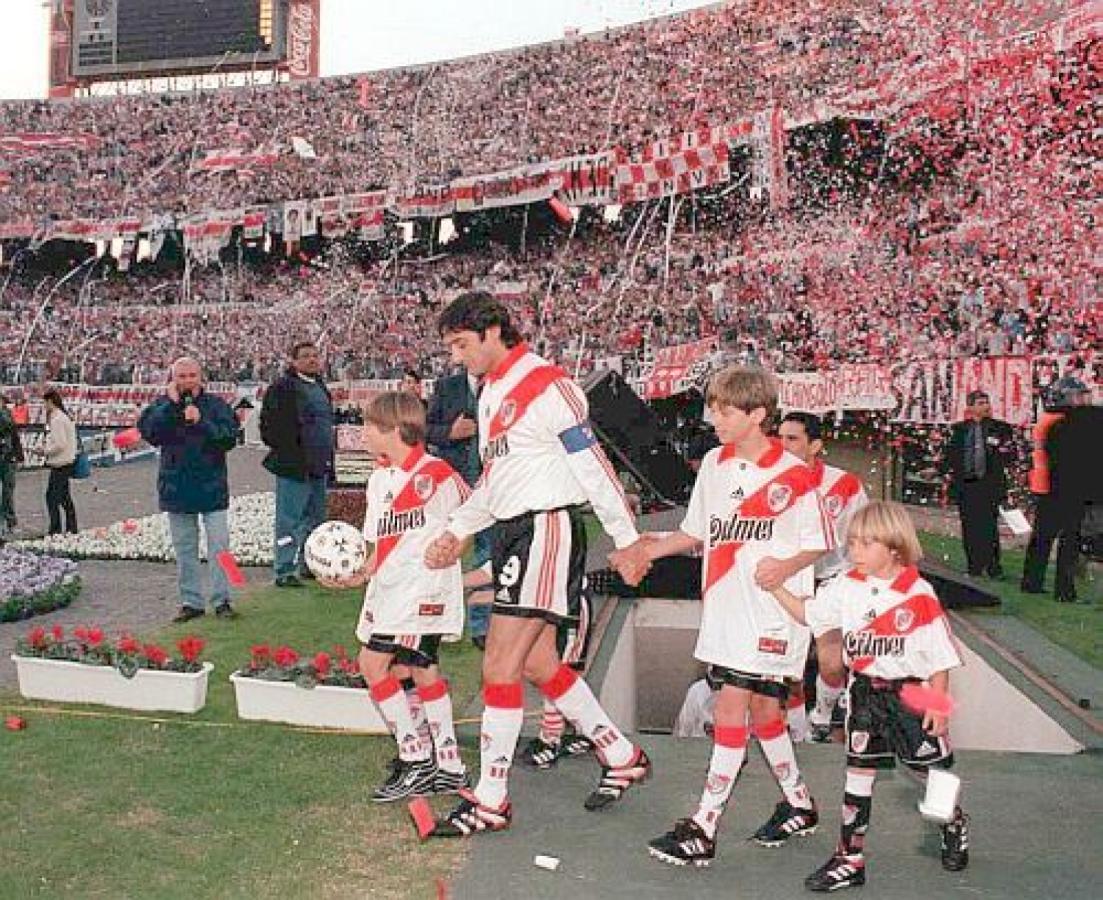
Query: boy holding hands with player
613 366 829 866
769 500 970 891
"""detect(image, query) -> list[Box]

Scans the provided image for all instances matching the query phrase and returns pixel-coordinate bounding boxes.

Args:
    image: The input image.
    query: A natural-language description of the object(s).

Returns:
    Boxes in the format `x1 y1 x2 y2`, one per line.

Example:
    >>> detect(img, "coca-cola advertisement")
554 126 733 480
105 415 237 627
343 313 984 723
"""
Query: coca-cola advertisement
287 0 321 81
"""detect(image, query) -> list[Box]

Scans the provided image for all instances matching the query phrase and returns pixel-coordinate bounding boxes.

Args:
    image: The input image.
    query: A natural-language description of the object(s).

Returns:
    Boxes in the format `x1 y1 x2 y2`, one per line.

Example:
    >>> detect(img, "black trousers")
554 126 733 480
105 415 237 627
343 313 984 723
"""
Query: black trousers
957 480 1001 575
46 464 78 534
1022 495 1083 600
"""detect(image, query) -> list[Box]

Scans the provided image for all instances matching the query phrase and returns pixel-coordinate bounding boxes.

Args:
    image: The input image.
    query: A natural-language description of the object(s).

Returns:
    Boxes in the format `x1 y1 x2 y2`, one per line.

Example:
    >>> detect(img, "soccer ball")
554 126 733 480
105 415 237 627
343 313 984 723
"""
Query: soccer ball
304 520 368 583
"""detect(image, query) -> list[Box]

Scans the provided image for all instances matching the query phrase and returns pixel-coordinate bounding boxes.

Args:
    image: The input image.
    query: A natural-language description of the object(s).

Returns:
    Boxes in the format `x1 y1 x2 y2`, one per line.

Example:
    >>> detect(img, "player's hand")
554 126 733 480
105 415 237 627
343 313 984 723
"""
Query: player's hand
183 404 201 425
425 531 462 569
610 540 652 586
923 709 949 737
754 556 789 592
449 415 477 440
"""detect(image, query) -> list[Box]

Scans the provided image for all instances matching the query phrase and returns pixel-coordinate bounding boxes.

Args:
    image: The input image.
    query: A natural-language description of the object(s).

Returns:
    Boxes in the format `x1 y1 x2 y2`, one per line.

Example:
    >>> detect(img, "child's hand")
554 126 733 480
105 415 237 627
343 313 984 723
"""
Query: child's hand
923 709 949 737
754 556 789 591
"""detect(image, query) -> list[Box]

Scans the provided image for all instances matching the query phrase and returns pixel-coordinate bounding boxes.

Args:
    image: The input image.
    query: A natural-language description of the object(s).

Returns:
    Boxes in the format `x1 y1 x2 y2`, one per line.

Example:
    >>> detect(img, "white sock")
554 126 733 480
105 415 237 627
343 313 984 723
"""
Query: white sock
418 679 465 774
539 664 634 767
474 682 524 808
757 718 813 809
692 724 748 839
539 699 566 745
811 674 845 726
370 676 428 763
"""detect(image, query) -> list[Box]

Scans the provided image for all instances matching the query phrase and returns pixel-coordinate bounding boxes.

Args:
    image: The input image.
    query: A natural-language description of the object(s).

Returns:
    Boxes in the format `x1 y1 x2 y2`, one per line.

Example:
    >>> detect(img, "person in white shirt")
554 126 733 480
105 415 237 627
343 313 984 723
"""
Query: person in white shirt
339 391 472 803
424 291 652 838
615 366 828 868
771 501 970 891
778 411 870 741
42 389 79 534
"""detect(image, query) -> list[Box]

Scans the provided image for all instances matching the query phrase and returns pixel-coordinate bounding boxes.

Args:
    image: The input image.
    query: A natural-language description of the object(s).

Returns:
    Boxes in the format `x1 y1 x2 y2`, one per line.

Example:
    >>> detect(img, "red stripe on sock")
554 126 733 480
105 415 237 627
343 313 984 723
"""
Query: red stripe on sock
787 690 805 710
369 676 402 703
713 725 749 748
483 682 524 709
539 664 579 701
754 718 787 740
417 679 449 703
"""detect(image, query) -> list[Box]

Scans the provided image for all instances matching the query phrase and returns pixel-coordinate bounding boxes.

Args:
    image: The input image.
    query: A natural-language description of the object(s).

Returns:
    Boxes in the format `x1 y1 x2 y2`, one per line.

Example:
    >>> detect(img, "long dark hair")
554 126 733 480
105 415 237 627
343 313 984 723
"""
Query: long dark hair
42 389 68 417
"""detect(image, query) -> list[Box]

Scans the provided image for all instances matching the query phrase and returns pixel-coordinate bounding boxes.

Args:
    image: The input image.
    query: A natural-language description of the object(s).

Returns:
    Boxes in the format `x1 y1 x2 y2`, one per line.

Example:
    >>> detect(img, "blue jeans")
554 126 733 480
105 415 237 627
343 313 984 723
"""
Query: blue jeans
167 509 231 611
467 528 494 638
274 475 327 578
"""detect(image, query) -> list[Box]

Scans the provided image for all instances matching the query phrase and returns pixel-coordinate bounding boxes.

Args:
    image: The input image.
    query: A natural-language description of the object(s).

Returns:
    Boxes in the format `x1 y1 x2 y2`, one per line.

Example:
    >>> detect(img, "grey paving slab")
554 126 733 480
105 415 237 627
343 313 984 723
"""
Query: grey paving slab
450 738 1103 900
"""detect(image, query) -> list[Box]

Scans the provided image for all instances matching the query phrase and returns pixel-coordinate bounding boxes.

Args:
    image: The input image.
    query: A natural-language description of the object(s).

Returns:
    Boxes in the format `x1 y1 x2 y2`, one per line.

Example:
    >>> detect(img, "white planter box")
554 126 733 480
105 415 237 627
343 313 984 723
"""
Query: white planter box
230 671 388 733
12 656 213 713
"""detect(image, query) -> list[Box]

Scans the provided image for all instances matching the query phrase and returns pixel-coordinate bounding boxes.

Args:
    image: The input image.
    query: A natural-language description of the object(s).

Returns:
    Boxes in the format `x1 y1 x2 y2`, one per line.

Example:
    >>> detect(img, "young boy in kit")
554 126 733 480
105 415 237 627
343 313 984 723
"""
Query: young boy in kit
351 391 472 802
770 500 970 891
612 366 829 867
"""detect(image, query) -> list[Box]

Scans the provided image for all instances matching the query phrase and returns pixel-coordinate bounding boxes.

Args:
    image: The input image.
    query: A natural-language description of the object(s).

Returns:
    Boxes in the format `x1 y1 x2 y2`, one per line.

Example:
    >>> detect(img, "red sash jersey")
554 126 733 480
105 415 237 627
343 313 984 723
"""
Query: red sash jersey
447 344 639 550
356 446 469 641
681 438 831 678
809 459 869 581
806 567 963 681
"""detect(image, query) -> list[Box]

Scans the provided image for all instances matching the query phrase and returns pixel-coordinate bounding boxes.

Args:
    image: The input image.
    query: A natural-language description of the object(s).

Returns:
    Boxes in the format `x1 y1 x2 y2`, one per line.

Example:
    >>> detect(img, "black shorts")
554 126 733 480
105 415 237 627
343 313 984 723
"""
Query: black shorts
363 634 442 669
707 665 790 701
491 505 587 624
845 674 954 771
556 583 593 669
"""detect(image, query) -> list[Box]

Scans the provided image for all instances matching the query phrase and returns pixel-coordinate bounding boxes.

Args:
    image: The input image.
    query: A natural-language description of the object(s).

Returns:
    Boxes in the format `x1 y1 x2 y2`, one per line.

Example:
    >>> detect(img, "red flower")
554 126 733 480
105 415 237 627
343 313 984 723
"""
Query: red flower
50 625 64 642
74 626 89 642
117 634 141 655
27 627 47 650
273 646 299 668
142 644 169 667
176 636 206 663
87 627 104 647
339 658 360 675
250 644 271 667
312 652 331 679
332 644 348 661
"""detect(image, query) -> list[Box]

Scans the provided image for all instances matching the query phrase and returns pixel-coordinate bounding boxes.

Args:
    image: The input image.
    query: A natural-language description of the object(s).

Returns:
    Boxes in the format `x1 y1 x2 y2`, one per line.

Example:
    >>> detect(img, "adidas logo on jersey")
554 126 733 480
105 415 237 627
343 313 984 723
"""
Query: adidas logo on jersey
731 486 745 502
384 491 394 503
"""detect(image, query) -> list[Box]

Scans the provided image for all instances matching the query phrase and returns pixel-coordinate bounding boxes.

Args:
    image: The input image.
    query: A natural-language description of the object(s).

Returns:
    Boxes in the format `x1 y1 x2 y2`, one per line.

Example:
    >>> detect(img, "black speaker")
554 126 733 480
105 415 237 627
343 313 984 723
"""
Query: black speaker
581 368 695 505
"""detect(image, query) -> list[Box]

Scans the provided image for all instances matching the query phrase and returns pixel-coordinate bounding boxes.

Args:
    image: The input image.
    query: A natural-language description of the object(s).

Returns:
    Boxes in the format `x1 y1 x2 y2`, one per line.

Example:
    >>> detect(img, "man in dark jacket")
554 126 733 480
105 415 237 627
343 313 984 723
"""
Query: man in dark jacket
0 394 24 537
942 390 1017 577
138 357 240 622
260 341 334 587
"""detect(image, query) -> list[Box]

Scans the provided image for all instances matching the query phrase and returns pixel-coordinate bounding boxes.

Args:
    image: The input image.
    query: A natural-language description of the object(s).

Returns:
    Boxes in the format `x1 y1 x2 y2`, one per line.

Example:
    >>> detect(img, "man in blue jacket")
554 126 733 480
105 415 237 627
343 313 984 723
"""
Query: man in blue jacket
259 341 334 587
138 357 240 622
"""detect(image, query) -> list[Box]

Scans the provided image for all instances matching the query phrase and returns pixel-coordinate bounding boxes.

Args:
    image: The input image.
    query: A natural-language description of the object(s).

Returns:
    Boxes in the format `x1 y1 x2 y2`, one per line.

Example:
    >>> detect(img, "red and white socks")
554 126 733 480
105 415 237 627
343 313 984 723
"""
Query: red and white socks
810 673 845 727
418 679 466 775
402 676 433 750
786 686 809 743
757 717 814 809
370 675 429 763
474 682 525 809
539 664 635 767
692 724 748 839
539 700 567 746
839 769 875 857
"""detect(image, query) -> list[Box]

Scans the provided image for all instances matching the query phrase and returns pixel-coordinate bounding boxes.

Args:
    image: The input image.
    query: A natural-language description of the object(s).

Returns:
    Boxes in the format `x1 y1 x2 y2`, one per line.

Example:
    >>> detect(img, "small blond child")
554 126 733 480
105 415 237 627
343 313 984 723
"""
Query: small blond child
770 501 970 892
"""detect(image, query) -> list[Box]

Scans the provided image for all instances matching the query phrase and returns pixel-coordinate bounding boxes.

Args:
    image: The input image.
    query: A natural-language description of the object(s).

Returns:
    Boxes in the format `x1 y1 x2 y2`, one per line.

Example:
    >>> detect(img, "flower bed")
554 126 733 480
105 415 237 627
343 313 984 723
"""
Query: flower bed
12 492 275 565
0 548 81 622
231 643 386 732
13 627 211 713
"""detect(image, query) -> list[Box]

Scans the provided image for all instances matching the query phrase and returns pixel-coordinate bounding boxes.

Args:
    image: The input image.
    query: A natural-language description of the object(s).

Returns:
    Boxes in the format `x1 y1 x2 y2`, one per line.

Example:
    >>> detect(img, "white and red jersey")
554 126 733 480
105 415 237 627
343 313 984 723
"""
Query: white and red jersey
810 459 869 581
447 344 639 549
805 567 963 681
681 438 831 678
356 445 468 641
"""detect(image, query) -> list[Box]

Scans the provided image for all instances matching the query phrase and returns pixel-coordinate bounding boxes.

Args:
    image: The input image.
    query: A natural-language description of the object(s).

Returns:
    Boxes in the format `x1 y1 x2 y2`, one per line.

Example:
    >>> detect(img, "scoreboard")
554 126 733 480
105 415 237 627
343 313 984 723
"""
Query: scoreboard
63 0 318 82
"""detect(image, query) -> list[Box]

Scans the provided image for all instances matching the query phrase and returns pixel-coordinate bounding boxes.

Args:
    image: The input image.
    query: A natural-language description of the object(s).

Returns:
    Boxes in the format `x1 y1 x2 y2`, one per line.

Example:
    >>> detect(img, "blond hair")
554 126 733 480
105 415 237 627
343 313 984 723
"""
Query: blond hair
847 501 923 567
705 365 778 419
364 391 426 447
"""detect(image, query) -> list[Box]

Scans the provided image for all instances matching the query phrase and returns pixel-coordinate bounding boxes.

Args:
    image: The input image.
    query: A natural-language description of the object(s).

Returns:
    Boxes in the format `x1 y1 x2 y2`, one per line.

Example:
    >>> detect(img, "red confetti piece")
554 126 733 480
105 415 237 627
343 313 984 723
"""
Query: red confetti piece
4 716 27 731
900 682 954 717
408 797 435 840
112 427 141 449
216 551 247 588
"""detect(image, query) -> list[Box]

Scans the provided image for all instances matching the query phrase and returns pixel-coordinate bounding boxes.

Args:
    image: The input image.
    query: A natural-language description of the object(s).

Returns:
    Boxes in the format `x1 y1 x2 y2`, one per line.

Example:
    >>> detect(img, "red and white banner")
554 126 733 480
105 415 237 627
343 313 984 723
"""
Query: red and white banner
530 150 618 206
0 133 99 156
286 0 321 81
242 209 266 241
453 165 560 212
393 183 455 219
642 126 729 161
343 191 387 239
778 365 896 415
615 140 729 203
638 339 718 400
182 211 239 264
952 356 1034 427
193 148 279 173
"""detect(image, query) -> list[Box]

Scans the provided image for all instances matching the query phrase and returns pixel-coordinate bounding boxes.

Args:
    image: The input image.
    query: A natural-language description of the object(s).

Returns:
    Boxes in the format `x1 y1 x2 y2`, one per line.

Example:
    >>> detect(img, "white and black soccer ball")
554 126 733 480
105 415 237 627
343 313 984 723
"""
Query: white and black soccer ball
304 520 368 583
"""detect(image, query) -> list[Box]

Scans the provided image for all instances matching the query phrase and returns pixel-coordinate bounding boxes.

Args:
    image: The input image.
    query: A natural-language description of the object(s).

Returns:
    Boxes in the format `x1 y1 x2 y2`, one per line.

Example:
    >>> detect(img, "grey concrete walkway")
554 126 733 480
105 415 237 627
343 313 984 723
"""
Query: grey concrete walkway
450 739 1103 900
